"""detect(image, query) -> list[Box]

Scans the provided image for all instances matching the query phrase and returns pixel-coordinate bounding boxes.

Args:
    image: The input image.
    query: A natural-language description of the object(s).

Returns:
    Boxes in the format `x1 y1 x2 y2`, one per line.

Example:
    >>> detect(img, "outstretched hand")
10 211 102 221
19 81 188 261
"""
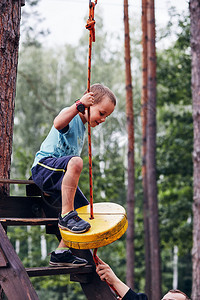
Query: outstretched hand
96 256 129 299
96 257 119 286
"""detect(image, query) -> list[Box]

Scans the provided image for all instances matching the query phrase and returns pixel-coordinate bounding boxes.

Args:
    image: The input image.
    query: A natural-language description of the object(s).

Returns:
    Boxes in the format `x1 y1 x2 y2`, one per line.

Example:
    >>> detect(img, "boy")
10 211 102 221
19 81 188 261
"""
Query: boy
31 83 116 267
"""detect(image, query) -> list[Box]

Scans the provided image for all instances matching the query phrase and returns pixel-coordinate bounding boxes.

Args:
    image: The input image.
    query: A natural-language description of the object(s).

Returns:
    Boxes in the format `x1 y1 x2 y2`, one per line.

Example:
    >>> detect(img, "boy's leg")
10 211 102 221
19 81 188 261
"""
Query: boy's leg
61 156 83 214
52 158 89 266
58 156 91 233
32 156 89 266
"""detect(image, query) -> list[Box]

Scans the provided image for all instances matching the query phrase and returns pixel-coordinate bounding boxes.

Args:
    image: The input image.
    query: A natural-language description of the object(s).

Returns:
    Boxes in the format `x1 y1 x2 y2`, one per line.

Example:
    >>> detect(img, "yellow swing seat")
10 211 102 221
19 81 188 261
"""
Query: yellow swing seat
60 202 128 249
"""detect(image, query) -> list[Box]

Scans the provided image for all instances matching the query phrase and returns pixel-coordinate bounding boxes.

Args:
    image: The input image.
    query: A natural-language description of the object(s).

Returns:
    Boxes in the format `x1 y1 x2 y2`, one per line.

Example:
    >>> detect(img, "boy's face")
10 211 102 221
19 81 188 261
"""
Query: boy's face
162 292 186 300
88 96 115 128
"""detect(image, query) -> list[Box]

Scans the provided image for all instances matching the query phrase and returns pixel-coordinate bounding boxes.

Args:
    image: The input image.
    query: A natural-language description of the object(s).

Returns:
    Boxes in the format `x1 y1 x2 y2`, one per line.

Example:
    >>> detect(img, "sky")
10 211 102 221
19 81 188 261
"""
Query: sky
23 0 189 47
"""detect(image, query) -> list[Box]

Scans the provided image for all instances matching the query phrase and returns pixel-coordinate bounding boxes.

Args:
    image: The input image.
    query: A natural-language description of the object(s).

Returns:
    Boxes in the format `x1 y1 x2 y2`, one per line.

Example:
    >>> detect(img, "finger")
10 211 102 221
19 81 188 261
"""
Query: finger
96 257 104 264
100 273 107 281
97 269 107 276
96 264 106 273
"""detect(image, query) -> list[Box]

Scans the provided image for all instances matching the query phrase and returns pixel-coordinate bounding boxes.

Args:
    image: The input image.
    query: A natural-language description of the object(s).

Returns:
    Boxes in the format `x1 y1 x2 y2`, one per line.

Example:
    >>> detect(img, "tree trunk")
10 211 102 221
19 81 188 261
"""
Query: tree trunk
124 0 135 289
146 0 161 299
141 0 151 297
172 245 178 290
190 0 200 299
0 0 22 196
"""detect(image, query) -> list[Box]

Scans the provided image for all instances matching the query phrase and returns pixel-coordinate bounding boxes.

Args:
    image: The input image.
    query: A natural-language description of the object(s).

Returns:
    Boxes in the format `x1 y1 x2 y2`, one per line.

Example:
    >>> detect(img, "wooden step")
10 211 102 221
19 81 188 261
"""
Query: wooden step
26 265 94 277
0 218 58 226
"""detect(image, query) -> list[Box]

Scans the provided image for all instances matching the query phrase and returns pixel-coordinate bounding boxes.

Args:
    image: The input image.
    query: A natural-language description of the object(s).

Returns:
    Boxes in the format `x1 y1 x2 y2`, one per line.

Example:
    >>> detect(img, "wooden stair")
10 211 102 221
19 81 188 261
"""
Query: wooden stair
0 180 116 299
26 265 94 277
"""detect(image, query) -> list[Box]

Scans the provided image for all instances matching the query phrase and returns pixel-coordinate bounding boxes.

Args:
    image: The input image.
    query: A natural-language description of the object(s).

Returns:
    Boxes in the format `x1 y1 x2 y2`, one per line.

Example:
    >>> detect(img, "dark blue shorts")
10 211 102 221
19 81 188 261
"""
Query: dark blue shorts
31 156 89 210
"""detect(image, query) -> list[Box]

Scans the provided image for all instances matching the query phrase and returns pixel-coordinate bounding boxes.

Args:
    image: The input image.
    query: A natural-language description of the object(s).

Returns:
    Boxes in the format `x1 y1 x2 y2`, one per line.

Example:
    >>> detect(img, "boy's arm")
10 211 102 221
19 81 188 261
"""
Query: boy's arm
54 92 94 130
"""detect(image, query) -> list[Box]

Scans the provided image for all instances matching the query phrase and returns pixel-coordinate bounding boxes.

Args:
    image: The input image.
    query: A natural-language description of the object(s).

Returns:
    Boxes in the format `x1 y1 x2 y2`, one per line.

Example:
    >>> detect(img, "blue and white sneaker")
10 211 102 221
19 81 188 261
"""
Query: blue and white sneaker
58 211 91 233
49 249 88 267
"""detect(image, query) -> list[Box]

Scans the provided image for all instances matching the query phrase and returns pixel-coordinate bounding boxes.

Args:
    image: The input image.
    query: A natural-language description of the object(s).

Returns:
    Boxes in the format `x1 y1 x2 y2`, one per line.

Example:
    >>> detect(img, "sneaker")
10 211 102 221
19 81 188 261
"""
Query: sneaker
58 210 91 233
49 249 88 267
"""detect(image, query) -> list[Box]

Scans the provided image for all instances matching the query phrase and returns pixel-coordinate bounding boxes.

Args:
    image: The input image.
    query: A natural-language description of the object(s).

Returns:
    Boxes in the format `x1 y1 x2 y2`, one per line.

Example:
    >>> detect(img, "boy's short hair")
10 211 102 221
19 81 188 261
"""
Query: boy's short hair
88 83 116 106
168 289 191 300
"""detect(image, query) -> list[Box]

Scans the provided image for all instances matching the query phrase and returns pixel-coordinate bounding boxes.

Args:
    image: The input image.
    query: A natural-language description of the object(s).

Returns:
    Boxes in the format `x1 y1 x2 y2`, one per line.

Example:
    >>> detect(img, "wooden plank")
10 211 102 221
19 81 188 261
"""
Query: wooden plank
0 247 8 267
70 272 93 284
26 182 42 196
0 218 58 226
26 265 93 277
0 196 44 218
0 223 39 300
0 179 34 184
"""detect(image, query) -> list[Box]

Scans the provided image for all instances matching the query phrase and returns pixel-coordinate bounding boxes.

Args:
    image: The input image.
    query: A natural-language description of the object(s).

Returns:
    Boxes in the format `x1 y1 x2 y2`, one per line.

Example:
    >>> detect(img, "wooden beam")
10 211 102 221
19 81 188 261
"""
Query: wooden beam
0 179 34 184
71 249 116 299
26 265 93 277
0 223 39 299
0 218 58 226
0 247 8 267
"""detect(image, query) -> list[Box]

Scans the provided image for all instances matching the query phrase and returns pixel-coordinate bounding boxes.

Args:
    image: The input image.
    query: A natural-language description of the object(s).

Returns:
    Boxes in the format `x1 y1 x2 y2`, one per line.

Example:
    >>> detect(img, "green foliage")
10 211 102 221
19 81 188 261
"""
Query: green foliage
156 12 192 295
21 0 50 47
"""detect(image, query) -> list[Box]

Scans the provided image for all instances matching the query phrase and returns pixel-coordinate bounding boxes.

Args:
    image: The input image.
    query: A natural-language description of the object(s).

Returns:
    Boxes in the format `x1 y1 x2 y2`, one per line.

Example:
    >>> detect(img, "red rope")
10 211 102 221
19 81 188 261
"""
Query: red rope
85 1 97 220
86 4 120 298
93 248 121 298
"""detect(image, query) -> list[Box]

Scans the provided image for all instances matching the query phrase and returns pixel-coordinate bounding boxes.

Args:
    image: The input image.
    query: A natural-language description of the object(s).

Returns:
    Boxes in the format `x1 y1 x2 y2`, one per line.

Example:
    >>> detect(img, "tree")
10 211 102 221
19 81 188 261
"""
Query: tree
190 0 200 299
141 0 151 296
0 0 24 195
124 0 135 290
146 0 161 298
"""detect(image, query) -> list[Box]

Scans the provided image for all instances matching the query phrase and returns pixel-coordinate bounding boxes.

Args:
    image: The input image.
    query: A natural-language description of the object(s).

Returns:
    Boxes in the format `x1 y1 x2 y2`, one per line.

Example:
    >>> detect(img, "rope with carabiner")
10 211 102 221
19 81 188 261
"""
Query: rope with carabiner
85 0 97 220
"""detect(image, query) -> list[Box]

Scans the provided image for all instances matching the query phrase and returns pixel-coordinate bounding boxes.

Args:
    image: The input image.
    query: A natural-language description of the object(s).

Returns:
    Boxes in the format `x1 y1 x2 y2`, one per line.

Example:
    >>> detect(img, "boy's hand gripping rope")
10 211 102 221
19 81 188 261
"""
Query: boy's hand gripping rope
85 0 97 220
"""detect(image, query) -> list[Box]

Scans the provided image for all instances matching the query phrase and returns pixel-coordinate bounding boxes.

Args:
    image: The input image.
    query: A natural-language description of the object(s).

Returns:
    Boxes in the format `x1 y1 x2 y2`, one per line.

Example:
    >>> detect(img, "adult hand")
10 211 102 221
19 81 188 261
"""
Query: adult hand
96 257 119 286
96 257 129 299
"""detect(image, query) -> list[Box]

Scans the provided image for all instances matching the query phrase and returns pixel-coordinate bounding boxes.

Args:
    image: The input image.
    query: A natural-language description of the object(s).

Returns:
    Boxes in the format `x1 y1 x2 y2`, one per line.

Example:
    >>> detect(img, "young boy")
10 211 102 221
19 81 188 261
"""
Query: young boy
31 83 116 267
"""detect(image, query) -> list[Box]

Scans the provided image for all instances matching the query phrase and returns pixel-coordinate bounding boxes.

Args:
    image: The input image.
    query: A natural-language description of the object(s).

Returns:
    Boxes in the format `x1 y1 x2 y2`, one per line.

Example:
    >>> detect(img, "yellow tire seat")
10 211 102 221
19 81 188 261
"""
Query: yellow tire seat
60 202 128 249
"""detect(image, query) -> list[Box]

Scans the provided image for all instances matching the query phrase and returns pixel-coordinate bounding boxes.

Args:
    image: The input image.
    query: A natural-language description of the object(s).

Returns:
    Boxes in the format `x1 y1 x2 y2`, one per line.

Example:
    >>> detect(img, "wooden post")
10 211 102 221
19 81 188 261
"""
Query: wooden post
71 249 116 299
0 223 39 300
